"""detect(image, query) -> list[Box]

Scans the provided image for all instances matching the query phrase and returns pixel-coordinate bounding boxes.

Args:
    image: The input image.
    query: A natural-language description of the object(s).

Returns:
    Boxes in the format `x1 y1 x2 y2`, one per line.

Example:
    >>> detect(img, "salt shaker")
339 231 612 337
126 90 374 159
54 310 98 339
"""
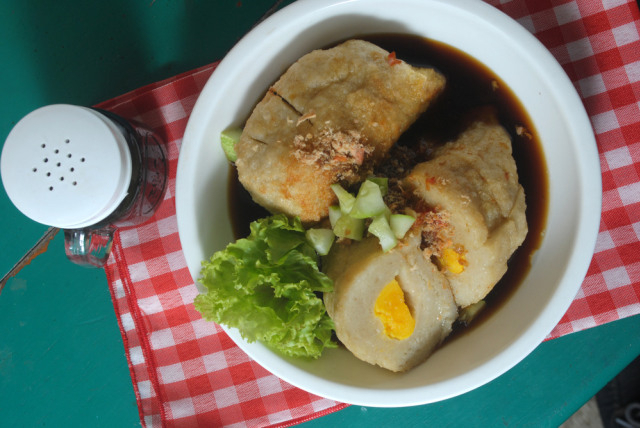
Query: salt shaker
1 104 168 267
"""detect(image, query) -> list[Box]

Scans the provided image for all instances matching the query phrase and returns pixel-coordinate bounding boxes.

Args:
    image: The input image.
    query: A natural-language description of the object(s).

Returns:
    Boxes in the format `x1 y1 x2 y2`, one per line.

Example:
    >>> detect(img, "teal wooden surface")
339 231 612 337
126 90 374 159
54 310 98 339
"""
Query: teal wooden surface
1 1 639 426
0 232 140 426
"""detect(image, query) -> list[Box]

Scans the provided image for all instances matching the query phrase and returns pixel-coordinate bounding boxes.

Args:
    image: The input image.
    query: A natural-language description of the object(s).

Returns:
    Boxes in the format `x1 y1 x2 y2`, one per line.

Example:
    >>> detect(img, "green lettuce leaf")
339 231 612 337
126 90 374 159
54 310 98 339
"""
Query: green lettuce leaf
194 214 336 359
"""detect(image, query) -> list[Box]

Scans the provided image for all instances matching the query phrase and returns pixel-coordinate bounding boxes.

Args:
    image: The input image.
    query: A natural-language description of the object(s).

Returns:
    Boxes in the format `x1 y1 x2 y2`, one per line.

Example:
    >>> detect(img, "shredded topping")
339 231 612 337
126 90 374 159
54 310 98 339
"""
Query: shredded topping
416 210 453 260
382 179 456 264
291 128 373 180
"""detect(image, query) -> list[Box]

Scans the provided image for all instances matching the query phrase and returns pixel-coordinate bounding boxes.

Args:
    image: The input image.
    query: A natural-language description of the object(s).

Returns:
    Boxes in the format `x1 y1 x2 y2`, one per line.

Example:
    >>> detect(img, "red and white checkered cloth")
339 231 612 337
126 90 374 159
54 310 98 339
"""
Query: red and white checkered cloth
99 1 640 426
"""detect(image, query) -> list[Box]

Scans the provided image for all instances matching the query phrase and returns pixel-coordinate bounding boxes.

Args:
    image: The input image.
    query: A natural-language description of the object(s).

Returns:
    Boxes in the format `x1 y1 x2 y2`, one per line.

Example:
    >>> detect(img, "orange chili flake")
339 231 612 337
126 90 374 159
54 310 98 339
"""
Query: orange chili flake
387 51 402 66
424 175 437 190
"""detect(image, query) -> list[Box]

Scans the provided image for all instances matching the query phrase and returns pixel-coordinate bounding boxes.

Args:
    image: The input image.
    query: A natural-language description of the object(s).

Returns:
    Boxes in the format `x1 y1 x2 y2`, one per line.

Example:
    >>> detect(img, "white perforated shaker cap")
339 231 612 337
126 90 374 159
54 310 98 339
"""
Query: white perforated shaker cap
1 104 132 229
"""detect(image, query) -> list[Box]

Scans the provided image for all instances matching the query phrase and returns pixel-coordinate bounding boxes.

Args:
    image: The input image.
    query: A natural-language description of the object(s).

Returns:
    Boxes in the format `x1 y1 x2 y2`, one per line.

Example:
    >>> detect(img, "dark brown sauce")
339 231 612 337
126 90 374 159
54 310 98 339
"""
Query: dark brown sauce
228 34 549 335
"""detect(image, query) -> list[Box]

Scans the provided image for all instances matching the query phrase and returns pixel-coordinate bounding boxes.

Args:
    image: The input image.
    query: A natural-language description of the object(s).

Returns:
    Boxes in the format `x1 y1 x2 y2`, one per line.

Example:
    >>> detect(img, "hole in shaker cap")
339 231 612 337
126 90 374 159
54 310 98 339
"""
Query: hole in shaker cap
65 139 70 144
49 186 54 191
32 168 37 172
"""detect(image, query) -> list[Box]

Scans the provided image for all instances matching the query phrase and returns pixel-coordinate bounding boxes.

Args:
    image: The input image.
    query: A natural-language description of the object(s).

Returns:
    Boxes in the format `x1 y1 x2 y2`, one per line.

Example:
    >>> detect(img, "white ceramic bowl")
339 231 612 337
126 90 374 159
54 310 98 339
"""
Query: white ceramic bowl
176 0 601 407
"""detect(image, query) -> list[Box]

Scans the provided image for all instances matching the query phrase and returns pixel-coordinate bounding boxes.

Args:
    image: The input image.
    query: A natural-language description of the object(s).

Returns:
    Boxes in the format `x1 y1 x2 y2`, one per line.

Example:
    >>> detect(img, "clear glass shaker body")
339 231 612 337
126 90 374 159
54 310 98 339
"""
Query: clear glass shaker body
64 109 168 266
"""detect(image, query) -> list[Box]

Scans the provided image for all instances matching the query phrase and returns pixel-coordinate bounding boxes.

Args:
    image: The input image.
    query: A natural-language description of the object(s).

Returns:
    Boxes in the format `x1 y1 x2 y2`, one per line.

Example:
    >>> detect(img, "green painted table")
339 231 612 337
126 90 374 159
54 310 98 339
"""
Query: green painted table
1 1 639 426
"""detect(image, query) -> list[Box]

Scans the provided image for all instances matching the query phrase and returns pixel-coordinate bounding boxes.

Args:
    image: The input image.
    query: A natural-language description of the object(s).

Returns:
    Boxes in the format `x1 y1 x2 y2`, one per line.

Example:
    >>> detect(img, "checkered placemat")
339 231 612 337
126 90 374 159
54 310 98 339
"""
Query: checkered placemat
485 0 640 339
99 1 640 426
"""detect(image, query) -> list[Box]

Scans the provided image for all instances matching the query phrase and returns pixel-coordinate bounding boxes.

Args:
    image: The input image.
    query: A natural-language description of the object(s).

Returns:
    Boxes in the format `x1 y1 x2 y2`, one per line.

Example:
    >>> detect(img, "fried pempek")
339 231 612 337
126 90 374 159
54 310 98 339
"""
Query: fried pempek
235 39 446 223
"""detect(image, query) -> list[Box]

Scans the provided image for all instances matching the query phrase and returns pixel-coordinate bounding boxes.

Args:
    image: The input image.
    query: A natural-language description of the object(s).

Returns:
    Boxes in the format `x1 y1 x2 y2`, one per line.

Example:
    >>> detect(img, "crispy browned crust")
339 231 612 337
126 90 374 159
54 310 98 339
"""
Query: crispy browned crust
235 39 446 223
403 110 528 307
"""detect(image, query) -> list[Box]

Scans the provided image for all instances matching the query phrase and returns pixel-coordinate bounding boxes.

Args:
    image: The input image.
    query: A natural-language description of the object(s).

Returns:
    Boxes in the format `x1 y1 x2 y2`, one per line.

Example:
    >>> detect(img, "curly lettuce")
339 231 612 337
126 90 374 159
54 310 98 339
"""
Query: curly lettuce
194 214 336 359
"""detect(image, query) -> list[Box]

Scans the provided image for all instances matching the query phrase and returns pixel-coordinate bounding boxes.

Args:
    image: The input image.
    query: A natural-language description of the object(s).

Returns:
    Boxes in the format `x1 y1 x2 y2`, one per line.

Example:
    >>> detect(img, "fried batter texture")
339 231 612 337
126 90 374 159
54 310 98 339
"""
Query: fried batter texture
235 40 446 222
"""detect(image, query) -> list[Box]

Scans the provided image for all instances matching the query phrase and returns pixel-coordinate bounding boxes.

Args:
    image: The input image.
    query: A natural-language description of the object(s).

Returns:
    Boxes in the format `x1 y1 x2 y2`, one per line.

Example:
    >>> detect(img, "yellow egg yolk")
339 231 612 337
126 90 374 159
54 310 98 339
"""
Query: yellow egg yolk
439 247 466 274
374 279 415 340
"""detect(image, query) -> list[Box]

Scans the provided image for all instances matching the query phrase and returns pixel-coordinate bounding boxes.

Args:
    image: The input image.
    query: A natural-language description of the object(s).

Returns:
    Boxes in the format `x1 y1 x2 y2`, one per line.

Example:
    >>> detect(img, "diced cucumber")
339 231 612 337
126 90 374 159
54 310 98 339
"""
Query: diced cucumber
349 180 386 219
380 206 392 222
333 215 365 240
220 127 243 162
366 176 389 196
328 205 342 228
329 177 410 249
306 228 335 256
330 183 356 214
389 214 416 239
368 215 398 252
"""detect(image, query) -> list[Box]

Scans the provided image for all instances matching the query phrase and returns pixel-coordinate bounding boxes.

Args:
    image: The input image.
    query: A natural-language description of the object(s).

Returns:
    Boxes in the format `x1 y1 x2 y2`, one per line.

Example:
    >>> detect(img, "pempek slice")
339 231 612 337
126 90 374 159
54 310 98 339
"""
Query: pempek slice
235 39 446 222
